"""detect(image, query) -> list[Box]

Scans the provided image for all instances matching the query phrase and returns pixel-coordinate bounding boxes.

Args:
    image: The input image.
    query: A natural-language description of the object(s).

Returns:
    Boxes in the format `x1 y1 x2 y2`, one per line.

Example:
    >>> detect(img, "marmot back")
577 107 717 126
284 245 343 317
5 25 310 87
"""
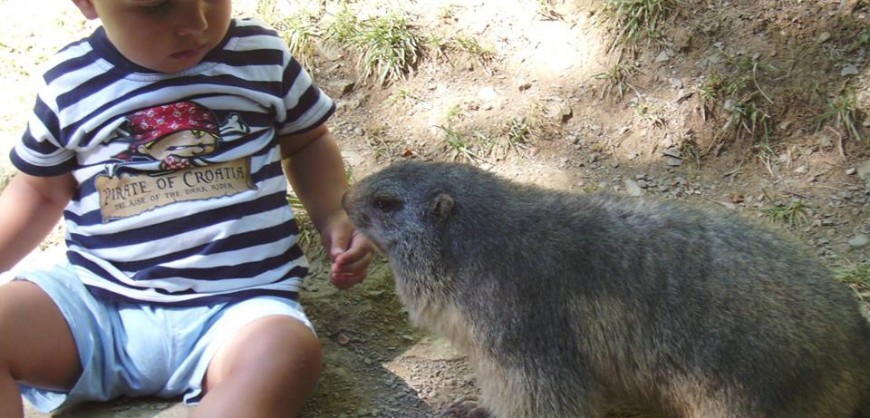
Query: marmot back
343 160 870 418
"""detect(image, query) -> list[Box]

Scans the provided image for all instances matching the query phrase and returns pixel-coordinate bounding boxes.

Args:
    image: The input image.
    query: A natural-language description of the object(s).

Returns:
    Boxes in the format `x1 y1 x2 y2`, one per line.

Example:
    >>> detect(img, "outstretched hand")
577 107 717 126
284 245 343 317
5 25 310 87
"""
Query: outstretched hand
319 211 373 289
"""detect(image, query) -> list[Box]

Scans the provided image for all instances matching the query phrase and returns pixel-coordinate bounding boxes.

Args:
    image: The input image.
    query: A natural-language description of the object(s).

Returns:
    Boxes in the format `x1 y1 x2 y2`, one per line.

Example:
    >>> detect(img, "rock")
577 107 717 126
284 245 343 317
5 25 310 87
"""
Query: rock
624 179 644 196
817 32 832 44
663 147 682 158
558 104 573 123
665 157 683 167
848 234 869 249
336 98 363 111
841 64 860 77
857 160 870 182
655 49 672 63
323 78 356 96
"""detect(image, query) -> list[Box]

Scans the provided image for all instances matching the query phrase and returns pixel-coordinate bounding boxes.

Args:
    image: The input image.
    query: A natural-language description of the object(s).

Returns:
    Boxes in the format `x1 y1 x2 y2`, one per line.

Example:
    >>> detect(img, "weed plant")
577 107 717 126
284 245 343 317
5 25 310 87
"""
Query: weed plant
326 9 423 85
700 52 776 149
763 200 809 228
594 56 638 99
601 0 678 49
272 13 320 69
818 89 866 144
835 261 870 291
438 124 483 163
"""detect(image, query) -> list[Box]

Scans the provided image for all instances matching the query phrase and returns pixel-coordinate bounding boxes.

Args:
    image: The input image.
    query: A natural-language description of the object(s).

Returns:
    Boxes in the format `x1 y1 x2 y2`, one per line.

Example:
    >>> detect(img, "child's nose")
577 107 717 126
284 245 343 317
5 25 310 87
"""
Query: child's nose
175 1 209 36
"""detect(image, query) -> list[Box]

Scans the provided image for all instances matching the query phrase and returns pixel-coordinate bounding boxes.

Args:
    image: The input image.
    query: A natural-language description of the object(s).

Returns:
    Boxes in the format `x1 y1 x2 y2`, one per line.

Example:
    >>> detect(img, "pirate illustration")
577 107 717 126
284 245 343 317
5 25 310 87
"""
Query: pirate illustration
107 101 250 175
96 101 256 222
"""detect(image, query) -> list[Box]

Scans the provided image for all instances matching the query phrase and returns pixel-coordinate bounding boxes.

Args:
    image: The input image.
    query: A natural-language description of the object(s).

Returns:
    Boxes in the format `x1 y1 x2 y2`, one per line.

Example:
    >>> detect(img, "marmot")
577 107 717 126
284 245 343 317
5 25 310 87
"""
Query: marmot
342 160 870 418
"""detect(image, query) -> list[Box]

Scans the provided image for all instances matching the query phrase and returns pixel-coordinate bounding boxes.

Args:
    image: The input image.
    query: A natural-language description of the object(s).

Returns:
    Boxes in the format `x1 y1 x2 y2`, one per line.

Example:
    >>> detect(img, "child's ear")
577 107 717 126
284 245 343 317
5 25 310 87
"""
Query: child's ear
71 0 99 20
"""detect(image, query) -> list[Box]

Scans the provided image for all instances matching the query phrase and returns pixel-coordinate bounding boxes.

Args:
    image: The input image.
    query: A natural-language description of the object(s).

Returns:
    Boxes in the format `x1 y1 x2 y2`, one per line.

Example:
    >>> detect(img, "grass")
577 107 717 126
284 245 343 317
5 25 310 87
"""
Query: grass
601 0 678 49
271 12 320 69
697 72 721 121
434 105 488 163
387 88 415 104
325 8 424 85
594 56 639 99
835 261 870 291
452 35 496 62
634 99 667 129
256 0 278 18
755 141 779 177
817 89 866 144
436 4 460 21
722 99 773 144
699 52 777 151
678 135 702 168
499 117 533 156
435 33 497 74
763 200 810 228
535 0 563 20
505 117 533 145
438 124 484 163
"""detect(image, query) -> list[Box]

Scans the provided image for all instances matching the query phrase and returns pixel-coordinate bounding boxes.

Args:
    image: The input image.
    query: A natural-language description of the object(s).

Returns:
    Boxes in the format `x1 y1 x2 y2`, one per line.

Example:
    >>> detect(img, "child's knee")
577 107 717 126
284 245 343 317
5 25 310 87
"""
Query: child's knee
0 281 80 387
206 315 322 389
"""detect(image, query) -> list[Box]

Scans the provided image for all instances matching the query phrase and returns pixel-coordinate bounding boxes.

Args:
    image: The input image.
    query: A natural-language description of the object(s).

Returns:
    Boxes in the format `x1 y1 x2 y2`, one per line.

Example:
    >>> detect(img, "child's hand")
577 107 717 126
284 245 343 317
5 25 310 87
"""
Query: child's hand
320 211 373 289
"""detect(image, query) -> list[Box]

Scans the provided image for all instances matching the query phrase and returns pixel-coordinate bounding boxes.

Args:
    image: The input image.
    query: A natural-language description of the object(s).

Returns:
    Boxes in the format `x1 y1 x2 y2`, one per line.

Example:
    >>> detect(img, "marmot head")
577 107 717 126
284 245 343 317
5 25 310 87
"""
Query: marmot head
342 161 456 255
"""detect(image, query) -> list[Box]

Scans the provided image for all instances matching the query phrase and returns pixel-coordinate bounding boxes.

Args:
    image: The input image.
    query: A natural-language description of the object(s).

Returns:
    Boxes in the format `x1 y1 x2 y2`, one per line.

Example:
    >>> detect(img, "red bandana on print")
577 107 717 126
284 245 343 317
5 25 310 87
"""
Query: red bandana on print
129 101 219 144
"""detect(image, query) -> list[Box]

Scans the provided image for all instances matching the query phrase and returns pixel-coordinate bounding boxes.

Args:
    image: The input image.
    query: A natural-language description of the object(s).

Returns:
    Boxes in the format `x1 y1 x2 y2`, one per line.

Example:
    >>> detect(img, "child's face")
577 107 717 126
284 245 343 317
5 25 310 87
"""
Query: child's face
73 0 232 73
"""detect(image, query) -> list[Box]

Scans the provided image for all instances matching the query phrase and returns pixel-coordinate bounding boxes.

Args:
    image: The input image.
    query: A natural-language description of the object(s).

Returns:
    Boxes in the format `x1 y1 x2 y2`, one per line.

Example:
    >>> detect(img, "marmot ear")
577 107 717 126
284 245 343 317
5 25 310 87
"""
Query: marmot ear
431 193 455 220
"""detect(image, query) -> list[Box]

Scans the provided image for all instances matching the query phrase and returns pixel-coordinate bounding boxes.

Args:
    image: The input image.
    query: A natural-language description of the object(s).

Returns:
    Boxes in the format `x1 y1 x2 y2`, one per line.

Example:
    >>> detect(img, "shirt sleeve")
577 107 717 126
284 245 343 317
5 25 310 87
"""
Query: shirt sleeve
275 53 336 137
10 93 77 176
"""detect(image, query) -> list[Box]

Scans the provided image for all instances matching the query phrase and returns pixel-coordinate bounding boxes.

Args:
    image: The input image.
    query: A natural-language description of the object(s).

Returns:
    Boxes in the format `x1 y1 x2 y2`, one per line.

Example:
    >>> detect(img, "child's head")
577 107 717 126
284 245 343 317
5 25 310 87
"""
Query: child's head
72 0 232 73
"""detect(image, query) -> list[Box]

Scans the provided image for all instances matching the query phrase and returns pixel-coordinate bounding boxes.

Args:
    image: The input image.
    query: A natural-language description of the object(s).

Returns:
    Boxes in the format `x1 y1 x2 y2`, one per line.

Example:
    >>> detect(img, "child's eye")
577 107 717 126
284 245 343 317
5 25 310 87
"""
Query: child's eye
139 0 171 14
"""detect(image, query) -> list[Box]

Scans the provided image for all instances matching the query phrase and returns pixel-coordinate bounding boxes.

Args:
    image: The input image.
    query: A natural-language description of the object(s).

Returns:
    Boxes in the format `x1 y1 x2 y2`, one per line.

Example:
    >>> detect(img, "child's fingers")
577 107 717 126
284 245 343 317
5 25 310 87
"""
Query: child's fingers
333 249 372 273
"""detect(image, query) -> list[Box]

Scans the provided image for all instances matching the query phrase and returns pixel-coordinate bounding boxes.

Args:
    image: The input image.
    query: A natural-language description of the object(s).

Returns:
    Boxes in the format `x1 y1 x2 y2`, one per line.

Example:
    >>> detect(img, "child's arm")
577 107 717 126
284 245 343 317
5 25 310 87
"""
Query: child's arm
280 124 372 289
0 172 75 272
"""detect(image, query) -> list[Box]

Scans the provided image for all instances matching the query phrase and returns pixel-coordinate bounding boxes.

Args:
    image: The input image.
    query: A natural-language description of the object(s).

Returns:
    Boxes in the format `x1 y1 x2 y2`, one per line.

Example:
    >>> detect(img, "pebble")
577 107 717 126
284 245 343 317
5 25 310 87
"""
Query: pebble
817 32 832 43
848 234 869 249
841 64 860 77
624 179 644 196
857 160 870 181
665 157 683 167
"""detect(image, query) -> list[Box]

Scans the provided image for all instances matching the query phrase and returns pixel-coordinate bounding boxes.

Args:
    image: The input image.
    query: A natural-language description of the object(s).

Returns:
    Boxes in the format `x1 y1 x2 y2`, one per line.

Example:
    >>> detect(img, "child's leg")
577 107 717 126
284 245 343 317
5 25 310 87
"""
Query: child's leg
192 314 322 418
0 281 82 418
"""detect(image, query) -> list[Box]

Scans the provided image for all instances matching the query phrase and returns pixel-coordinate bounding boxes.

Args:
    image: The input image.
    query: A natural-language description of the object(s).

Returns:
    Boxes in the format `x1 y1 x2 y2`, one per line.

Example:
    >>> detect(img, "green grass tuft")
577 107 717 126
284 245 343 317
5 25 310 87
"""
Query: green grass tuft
835 261 870 292
601 0 678 49
763 200 810 228
326 9 424 85
818 89 866 144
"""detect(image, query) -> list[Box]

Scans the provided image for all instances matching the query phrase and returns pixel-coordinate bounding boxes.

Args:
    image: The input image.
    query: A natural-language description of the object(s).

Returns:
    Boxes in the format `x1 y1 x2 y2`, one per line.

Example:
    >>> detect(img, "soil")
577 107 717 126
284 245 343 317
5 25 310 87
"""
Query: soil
4 0 869 417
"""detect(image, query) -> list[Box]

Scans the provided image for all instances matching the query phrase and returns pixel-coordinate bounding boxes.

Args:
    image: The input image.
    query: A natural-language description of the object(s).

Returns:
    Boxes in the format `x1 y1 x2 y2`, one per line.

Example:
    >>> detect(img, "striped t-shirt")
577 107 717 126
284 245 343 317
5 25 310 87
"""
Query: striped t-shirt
10 18 335 304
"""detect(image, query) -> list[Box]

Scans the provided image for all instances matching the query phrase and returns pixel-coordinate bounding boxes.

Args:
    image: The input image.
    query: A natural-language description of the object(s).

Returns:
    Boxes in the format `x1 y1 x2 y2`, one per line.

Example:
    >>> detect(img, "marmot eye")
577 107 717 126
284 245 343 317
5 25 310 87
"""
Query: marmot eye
373 196 402 212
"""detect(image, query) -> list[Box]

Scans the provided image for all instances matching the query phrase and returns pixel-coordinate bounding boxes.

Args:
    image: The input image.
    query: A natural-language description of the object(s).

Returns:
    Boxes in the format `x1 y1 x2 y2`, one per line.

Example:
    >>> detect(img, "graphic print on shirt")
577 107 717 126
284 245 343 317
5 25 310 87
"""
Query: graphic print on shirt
96 101 255 223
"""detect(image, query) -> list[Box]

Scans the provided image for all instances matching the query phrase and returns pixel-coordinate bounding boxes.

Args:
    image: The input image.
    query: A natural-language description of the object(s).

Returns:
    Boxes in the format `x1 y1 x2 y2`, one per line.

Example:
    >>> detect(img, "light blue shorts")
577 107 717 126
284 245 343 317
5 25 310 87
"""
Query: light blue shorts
15 263 314 413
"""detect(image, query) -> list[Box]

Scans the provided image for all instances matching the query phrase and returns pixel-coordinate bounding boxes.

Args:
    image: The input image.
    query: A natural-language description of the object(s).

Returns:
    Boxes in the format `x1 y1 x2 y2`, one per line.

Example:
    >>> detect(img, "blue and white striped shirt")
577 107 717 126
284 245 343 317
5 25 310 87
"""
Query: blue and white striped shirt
10 19 334 304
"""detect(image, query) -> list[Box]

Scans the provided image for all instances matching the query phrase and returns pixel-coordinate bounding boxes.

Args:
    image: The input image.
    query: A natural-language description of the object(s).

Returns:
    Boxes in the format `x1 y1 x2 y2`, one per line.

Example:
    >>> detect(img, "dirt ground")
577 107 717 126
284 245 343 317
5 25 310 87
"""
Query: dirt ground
2 0 868 417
